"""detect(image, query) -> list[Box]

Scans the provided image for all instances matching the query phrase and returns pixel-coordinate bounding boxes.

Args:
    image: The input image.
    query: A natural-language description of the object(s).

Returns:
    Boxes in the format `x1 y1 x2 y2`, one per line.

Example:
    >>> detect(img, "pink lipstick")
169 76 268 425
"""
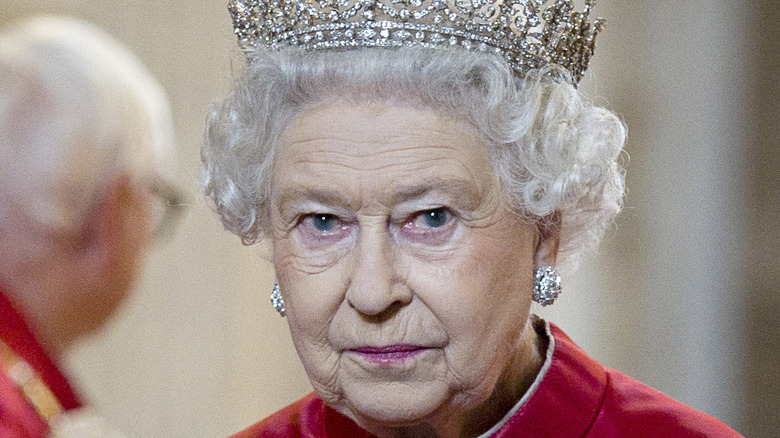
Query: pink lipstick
350 345 427 365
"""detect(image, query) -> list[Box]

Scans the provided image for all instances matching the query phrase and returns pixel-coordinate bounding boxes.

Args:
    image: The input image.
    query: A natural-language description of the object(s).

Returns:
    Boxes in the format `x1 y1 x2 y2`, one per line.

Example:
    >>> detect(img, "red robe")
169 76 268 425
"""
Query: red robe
0 286 83 438
231 321 742 437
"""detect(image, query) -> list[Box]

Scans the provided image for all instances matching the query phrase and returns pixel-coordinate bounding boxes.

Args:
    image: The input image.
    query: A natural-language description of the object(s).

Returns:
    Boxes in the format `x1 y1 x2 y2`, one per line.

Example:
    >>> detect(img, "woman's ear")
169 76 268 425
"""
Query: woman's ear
534 211 561 267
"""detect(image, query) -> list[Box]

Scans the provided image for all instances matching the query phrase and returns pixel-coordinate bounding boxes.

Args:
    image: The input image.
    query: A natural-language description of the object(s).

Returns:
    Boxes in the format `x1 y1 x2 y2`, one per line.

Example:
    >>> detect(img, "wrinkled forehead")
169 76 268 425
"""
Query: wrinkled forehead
271 100 498 210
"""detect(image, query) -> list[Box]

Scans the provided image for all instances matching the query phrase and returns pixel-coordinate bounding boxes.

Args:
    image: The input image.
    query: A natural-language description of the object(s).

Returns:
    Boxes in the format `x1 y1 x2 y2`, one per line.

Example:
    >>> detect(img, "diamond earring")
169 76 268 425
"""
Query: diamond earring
533 266 562 307
270 283 286 317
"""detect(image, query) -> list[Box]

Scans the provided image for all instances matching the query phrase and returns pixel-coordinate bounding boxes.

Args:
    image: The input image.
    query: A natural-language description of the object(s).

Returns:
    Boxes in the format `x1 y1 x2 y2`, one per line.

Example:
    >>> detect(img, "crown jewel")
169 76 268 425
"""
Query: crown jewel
229 0 605 82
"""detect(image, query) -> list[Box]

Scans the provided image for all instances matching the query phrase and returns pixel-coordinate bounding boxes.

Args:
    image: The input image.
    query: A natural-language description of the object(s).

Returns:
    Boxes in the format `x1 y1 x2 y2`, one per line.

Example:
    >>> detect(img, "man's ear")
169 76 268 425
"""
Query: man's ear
534 211 561 267
57 174 151 341
78 174 149 281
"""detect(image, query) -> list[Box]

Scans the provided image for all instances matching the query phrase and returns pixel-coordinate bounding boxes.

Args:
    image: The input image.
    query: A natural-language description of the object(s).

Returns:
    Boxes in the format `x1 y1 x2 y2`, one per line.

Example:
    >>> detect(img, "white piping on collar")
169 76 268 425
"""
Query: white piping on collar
476 316 555 438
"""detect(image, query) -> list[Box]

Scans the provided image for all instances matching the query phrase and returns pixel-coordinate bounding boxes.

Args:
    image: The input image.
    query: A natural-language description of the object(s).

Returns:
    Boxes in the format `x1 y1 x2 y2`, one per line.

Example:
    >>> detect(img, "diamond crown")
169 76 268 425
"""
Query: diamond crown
229 0 605 83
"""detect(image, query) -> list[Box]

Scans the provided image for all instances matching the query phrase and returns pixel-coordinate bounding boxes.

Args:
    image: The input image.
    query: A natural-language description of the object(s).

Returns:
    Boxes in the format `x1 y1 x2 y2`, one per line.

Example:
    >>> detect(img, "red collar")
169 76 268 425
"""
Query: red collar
232 318 611 438
234 319 737 437
0 285 83 411
492 321 607 437
316 321 608 437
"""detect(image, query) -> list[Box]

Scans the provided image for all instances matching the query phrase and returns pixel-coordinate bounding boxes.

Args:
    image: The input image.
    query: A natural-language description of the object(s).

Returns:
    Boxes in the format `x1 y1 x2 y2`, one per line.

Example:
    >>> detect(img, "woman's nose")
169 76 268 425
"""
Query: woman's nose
345 225 411 317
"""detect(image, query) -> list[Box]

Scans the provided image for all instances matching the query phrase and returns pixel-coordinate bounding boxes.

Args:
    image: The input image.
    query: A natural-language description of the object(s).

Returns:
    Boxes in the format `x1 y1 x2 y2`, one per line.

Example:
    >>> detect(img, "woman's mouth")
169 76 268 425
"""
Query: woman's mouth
349 345 428 365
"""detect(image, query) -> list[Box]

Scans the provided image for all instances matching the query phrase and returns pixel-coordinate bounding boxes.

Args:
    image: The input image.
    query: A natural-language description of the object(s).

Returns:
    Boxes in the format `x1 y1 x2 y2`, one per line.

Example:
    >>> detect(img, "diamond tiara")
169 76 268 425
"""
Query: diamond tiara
229 0 605 83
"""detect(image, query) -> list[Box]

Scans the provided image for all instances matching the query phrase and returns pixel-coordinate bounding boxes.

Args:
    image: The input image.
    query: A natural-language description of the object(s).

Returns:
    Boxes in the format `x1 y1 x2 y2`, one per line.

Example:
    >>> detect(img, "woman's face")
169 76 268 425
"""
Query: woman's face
270 101 540 432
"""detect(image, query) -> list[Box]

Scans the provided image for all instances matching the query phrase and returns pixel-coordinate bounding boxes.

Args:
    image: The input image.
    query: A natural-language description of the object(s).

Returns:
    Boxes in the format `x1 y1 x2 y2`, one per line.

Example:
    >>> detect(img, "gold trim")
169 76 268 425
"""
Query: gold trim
0 339 63 422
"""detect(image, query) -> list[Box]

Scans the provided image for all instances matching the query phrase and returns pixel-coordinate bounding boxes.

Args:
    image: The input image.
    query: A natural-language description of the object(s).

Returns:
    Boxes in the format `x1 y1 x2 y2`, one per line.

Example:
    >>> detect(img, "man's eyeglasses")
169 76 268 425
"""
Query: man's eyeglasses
148 179 185 241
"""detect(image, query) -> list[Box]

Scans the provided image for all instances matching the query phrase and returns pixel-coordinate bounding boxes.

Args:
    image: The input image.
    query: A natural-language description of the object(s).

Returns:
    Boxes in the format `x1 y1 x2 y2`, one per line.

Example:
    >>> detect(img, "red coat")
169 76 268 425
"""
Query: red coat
231 322 742 437
0 287 82 438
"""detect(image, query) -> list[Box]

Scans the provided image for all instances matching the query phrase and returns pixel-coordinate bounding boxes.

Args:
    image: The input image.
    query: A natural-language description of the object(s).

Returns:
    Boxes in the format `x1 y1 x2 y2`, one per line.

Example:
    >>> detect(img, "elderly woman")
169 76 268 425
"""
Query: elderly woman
203 0 740 436
0 16 178 437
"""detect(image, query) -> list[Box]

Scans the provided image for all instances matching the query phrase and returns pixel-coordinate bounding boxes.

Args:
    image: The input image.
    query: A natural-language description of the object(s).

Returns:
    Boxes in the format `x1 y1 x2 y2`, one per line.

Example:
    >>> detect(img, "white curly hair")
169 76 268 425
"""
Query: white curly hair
202 46 626 270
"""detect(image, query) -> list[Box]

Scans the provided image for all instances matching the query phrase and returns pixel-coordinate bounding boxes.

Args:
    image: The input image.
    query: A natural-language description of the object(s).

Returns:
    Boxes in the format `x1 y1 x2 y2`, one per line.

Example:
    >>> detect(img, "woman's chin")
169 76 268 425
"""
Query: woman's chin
336 381 451 429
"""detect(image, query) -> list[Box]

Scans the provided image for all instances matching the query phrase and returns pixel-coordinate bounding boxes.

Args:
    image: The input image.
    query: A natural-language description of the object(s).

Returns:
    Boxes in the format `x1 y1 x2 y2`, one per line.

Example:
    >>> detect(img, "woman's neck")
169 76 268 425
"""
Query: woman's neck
458 317 547 438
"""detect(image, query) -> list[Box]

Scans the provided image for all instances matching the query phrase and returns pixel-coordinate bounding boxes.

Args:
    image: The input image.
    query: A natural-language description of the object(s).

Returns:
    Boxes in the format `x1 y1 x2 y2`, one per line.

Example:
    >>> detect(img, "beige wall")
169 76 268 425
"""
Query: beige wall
1 1 777 437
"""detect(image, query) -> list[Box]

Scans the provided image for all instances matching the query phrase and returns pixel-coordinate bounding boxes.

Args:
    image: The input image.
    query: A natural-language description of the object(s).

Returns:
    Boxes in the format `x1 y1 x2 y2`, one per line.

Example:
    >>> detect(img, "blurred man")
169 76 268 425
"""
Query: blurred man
0 16 179 437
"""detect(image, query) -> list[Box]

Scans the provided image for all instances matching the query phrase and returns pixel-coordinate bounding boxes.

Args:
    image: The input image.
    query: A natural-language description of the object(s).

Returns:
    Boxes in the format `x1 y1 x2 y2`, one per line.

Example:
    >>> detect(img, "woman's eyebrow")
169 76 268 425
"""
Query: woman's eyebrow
276 178 481 213
276 188 352 212
391 178 481 208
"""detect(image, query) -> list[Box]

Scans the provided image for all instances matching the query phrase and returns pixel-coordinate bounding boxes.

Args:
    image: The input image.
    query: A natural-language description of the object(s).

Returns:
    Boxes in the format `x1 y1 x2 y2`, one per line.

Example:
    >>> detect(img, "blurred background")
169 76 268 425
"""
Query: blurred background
1 1 777 437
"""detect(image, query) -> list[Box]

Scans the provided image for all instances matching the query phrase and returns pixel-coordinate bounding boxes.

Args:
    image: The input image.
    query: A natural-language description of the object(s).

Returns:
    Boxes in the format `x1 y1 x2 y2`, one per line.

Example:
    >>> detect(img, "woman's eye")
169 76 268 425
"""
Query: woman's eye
400 207 457 245
407 207 454 231
420 208 449 228
303 213 339 233
309 214 338 232
296 213 350 245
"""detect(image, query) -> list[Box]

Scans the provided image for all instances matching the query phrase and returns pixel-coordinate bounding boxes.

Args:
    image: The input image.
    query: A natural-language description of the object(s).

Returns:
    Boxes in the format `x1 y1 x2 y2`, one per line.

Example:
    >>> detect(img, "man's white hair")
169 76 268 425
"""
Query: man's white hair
0 16 175 234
